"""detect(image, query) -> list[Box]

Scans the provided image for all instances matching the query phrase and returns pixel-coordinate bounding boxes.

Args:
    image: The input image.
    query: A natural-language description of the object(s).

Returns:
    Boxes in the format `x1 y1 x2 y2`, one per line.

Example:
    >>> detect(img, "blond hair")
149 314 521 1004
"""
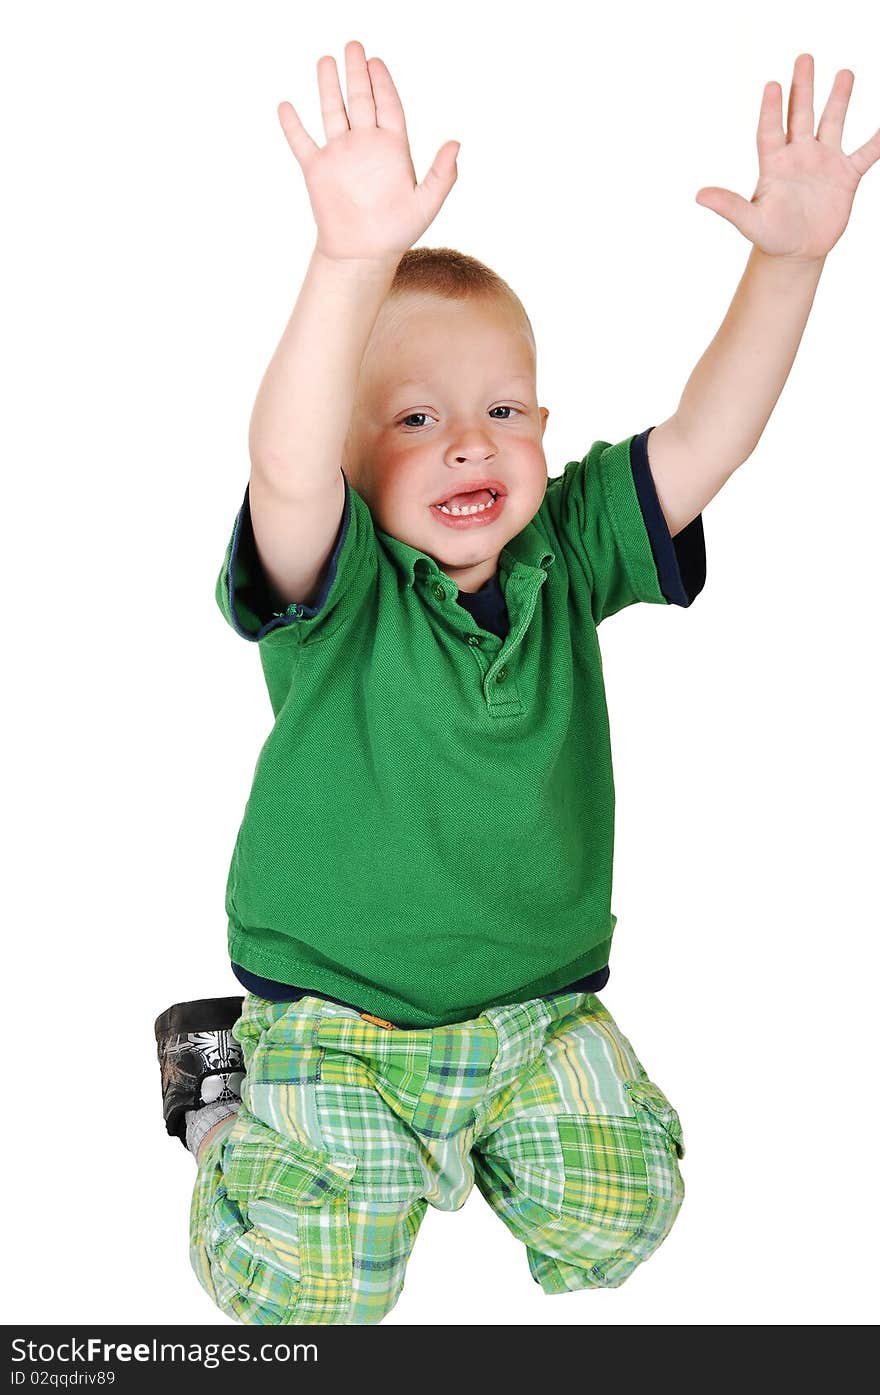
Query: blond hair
384 246 536 355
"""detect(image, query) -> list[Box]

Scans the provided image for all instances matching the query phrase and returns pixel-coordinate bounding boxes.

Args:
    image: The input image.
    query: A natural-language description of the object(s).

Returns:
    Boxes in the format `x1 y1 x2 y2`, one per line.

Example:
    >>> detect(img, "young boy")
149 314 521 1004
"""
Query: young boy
155 44 878 1324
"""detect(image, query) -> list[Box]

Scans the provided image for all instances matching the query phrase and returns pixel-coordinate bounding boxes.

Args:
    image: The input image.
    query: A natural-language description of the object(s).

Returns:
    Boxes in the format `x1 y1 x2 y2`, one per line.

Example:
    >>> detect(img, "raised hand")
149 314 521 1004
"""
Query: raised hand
695 53 880 261
277 40 460 263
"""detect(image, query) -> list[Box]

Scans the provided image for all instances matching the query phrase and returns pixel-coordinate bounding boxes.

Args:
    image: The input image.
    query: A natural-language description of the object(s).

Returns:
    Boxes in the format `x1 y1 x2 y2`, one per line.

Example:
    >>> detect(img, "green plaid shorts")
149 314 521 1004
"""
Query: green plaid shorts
190 989 685 1325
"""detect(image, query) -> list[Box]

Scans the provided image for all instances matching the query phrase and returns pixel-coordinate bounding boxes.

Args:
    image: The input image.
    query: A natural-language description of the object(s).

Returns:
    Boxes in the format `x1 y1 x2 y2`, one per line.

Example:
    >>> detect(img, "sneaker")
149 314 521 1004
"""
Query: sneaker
154 996 245 1147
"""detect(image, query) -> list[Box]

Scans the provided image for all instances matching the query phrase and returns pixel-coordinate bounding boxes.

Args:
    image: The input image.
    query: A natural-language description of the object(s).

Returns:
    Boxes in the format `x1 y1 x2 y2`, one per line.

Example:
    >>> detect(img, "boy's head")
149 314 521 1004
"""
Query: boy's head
342 248 549 593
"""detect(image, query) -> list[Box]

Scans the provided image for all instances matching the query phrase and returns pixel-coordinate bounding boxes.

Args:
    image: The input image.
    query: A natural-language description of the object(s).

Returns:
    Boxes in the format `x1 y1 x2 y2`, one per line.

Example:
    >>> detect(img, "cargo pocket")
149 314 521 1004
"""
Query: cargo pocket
625 1078 686 1160
210 1113 358 1325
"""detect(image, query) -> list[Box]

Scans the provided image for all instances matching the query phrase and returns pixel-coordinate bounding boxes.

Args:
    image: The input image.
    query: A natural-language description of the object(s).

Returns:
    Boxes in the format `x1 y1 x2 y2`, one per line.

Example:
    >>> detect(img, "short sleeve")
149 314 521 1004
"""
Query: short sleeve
557 430 706 625
631 427 706 610
215 467 377 644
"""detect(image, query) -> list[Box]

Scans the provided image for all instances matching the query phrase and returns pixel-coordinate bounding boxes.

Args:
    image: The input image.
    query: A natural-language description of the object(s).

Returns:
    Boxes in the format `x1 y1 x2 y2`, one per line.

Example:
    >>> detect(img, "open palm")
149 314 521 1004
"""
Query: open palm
278 40 459 263
696 53 880 260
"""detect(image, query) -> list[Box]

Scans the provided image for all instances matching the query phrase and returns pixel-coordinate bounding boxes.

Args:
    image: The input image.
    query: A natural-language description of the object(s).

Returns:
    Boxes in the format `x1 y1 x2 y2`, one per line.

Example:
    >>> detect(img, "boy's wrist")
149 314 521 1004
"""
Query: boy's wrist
311 244 404 281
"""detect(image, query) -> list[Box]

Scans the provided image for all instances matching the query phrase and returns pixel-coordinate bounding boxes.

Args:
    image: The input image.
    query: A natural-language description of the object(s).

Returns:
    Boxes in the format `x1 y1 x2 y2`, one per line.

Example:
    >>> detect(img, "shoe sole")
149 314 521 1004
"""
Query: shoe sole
154 996 244 1043
155 996 245 1148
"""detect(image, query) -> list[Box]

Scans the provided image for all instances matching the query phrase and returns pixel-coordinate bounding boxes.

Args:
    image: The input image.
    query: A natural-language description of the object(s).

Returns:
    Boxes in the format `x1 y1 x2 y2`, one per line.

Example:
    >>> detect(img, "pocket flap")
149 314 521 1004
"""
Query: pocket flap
625 1079 686 1159
223 1115 358 1208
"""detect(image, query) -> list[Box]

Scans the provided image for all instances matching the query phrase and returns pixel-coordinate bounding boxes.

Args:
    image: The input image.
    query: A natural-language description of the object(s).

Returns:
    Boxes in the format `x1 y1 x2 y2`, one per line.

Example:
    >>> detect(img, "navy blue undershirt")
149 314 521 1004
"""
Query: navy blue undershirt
231 427 706 1012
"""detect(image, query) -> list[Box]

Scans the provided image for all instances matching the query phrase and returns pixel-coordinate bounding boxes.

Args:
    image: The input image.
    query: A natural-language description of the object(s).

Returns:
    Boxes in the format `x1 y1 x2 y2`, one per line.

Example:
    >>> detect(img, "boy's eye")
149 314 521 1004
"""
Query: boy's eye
399 406 518 429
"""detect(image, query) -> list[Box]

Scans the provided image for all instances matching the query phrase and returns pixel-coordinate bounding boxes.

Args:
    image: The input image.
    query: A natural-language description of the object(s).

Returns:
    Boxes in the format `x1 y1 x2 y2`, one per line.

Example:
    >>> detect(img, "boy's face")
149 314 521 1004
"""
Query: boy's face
343 293 549 593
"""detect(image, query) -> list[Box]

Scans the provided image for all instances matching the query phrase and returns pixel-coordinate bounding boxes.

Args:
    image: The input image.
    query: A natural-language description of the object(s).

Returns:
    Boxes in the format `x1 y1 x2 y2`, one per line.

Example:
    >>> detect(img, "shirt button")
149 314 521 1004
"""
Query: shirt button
467 635 482 647
432 583 446 601
496 664 508 683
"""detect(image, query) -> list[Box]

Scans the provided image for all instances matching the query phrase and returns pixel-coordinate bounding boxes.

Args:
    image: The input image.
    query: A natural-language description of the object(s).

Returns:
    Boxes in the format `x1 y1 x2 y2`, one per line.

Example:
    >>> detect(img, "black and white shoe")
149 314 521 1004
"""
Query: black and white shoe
154 997 245 1148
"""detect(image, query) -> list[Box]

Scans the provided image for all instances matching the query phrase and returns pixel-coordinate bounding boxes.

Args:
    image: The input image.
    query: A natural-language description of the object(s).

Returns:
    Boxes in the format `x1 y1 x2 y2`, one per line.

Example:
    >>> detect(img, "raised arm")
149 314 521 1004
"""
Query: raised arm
247 39 460 608
646 53 879 539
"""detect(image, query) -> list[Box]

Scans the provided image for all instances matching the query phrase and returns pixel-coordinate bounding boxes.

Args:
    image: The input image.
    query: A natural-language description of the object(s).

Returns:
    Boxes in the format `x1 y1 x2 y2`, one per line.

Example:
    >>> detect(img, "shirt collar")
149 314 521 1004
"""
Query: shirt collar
374 511 556 588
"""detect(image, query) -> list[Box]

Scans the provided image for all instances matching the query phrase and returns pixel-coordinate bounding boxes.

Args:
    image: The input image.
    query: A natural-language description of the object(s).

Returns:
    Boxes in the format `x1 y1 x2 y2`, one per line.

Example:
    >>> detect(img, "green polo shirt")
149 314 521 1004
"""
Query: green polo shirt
216 432 705 1028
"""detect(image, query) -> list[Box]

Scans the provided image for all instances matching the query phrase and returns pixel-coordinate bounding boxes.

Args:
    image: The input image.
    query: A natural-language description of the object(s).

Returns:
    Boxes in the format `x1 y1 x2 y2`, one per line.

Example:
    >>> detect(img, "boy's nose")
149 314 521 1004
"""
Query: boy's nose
446 436 497 463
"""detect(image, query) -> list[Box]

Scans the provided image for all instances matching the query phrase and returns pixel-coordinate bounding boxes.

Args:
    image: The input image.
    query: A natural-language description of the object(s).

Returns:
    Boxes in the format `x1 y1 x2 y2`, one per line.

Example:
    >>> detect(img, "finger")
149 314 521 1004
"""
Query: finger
816 69 854 149
277 101 319 166
415 140 461 223
317 54 350 141
367 56 408 140
848 125 880 179
786 52 815 142
344 39 378 129
757 81 786 162
695 186 761 242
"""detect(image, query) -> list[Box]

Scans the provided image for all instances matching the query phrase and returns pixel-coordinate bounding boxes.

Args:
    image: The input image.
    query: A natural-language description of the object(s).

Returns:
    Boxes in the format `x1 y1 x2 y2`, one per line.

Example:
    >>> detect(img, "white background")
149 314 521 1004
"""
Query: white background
4 0 878 1326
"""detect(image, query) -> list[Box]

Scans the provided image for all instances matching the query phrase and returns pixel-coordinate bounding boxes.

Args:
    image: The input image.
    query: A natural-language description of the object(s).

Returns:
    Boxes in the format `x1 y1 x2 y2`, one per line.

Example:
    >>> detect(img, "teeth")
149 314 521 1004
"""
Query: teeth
434 494 499 516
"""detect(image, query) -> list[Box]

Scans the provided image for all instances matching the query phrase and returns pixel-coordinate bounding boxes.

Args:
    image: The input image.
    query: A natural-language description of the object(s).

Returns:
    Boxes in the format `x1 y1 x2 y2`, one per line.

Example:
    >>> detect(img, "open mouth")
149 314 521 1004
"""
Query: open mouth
430 486 503 516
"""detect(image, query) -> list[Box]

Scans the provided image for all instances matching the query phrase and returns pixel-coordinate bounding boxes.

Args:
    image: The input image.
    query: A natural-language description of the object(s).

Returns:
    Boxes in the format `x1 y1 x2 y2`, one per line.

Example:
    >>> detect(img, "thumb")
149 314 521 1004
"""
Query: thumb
417 140 461 219
695 186 760 241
